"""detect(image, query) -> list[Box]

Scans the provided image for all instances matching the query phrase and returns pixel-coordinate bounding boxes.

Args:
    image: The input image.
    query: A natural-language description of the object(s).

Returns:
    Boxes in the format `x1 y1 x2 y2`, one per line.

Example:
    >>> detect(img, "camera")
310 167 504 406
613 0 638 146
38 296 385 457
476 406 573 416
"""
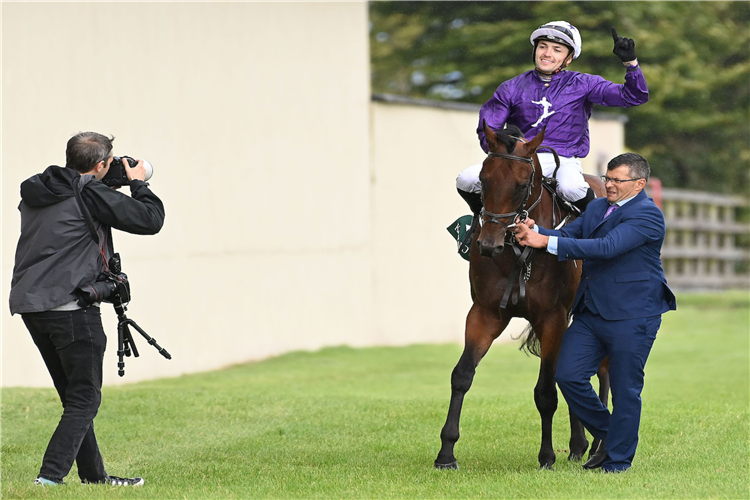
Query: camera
76 254 170 376
101 156 154 188
75 254 131 307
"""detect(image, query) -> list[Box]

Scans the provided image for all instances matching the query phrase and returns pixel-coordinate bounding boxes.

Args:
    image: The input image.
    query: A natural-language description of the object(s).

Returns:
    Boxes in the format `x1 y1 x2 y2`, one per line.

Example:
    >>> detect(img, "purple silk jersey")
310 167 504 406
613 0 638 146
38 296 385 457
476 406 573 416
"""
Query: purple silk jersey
477 66 648 158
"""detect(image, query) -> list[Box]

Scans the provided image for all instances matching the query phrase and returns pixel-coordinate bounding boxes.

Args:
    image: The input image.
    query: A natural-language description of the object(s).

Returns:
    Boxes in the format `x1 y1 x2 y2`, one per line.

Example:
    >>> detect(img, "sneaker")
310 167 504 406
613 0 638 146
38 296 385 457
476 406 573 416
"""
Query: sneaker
83 475 144 486
34 476 63 486
107 475 145 486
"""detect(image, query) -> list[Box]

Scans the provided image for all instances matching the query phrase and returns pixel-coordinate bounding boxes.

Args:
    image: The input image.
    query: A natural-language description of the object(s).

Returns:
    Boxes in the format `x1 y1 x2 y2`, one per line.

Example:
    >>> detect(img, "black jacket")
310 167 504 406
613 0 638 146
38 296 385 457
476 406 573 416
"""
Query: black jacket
9 165 165 314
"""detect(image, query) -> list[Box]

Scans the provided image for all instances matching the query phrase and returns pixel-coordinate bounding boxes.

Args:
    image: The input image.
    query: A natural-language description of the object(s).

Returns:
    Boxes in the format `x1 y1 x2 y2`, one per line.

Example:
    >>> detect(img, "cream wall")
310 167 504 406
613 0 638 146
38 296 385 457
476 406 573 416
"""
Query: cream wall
2 2 626 388
583 114 628 176
2 2 373 387
369 98 522 346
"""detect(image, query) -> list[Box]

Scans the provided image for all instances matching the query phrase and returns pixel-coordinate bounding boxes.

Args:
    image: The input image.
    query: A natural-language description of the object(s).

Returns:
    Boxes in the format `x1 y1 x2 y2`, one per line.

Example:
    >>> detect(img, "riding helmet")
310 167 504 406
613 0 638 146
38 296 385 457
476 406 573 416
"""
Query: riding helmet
530 21 582 59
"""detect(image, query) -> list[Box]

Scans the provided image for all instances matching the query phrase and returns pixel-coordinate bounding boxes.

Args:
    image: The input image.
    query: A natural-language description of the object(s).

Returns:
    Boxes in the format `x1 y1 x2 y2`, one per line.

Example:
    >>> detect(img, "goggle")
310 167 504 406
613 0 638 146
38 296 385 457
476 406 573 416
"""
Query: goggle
536 23 575 41
538 35 572 47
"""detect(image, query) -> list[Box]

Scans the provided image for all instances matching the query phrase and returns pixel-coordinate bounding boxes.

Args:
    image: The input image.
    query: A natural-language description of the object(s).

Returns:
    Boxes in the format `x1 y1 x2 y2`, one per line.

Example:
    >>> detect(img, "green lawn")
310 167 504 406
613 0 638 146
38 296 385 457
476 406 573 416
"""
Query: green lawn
2 292 748 499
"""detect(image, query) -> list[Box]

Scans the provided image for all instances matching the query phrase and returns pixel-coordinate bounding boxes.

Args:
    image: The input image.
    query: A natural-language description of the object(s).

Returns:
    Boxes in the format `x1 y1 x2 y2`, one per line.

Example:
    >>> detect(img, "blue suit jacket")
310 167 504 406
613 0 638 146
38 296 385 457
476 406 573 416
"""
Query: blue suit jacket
539 190 676 320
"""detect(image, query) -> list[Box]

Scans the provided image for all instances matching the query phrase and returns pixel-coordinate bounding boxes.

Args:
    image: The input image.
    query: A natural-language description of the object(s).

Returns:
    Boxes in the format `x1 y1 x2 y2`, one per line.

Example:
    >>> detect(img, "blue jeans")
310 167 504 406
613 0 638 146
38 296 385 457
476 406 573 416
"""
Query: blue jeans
23 306 108 483
554 310 660 472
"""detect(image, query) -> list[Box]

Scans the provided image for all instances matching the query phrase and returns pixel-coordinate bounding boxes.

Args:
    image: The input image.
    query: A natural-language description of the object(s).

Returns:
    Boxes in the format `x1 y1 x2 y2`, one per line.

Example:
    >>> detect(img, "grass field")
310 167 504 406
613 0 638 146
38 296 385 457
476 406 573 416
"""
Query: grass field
2 292 748 499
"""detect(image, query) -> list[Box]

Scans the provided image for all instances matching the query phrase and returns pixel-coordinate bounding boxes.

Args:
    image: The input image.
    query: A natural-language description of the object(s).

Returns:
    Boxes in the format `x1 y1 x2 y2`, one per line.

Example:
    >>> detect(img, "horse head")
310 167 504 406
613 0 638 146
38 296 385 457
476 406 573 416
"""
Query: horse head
477 122 544 258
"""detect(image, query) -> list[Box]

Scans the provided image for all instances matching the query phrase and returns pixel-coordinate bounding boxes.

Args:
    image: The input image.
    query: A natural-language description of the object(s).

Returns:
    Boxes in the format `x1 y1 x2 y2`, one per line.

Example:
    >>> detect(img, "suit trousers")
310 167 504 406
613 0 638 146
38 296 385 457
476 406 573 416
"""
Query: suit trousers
23 306 108 483
554 308 660 472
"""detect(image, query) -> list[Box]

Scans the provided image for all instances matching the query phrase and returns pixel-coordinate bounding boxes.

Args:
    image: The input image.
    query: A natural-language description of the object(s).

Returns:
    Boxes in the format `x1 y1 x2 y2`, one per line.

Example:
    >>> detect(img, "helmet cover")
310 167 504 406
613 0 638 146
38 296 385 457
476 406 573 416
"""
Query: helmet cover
530 21 582 59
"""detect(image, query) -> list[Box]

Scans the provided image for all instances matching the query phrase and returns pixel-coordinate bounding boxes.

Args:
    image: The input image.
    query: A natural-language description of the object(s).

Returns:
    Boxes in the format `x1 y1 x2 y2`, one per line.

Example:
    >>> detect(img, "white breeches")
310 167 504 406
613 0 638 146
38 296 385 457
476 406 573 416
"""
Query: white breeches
455 153 589 202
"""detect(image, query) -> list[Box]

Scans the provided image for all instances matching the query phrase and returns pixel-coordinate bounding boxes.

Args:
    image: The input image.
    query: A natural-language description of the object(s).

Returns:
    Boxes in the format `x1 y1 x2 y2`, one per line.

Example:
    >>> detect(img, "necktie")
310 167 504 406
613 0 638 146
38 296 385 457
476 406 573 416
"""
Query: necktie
603 204 619 219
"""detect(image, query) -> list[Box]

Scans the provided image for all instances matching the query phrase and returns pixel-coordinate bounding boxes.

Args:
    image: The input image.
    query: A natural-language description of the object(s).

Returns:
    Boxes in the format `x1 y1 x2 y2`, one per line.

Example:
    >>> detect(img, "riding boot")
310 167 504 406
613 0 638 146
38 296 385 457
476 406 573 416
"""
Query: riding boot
457 189 483 216
572 187 596 213
454 189 483 261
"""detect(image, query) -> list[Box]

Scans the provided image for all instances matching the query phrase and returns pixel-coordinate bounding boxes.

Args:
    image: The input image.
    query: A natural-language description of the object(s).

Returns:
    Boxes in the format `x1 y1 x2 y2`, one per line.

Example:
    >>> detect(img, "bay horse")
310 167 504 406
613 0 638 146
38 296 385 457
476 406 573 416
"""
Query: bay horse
435 123 608 470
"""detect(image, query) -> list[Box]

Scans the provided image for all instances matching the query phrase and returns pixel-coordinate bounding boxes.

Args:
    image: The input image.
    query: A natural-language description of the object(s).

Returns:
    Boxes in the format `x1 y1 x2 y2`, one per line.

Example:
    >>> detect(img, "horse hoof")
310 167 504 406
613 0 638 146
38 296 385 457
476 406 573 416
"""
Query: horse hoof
434 460 459 470
568 453 584 462
539 463 554 470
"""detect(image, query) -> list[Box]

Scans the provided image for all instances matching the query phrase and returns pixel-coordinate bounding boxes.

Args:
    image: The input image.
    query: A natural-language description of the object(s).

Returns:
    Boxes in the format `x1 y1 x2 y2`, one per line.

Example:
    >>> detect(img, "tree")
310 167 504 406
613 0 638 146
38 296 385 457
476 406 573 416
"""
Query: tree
370 1 750 195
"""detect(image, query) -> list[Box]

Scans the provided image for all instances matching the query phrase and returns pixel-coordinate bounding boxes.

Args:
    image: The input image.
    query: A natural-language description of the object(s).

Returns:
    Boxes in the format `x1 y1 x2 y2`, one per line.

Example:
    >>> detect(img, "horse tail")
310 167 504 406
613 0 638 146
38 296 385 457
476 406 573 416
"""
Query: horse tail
517 310 574 357
517 323 541 358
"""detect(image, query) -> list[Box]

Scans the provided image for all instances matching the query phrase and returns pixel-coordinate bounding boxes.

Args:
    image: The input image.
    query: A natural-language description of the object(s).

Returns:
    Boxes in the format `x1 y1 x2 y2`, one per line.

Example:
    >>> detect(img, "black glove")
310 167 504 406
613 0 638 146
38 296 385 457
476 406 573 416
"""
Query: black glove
611 26 637 62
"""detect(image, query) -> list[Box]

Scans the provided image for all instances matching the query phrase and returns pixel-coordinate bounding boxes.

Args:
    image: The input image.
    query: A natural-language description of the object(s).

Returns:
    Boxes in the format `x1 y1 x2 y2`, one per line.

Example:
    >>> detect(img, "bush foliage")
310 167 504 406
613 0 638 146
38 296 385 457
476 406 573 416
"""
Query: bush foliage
370 1 750 195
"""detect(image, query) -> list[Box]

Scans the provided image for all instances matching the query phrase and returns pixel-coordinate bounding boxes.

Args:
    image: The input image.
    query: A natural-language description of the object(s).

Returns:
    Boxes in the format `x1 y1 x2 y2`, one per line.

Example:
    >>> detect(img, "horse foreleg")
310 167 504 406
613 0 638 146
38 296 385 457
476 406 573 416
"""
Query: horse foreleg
435 305 508 470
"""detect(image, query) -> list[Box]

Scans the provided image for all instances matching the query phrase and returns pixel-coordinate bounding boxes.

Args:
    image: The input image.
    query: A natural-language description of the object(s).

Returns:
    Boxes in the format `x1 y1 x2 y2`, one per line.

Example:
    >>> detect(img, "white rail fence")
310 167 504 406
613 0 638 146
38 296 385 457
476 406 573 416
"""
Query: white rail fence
648 183 749 290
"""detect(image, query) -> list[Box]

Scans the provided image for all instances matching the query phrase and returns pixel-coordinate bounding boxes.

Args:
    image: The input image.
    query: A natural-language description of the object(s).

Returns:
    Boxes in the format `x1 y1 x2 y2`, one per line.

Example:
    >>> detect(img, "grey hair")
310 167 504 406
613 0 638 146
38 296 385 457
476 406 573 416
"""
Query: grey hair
607 152 650 182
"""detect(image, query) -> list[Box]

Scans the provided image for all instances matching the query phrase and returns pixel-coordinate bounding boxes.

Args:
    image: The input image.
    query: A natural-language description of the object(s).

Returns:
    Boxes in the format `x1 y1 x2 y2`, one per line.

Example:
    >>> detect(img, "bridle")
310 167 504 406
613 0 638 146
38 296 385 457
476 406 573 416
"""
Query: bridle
479 151 543 231
479 149 544 309
476 139 567 309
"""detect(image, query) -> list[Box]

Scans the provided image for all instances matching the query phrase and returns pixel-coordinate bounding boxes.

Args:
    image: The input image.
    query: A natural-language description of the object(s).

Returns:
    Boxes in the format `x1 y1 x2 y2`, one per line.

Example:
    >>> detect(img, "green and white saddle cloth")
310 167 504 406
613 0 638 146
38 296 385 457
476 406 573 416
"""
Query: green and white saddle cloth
446 215 475 262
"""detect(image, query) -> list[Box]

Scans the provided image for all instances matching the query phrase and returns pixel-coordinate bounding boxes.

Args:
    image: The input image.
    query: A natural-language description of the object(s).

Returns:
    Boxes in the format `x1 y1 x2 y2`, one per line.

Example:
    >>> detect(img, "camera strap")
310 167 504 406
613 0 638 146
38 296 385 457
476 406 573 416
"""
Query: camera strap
73 176 100 245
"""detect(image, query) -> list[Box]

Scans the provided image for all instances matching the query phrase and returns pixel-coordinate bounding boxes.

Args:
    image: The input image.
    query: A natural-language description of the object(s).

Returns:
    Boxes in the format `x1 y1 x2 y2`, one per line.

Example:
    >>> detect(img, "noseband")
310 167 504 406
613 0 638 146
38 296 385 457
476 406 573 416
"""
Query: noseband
480 152 542 230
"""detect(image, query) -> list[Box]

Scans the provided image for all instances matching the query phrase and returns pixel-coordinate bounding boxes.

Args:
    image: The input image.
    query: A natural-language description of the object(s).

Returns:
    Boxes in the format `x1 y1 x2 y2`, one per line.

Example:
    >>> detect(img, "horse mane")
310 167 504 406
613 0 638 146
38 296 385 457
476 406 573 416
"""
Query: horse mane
493 124 524 154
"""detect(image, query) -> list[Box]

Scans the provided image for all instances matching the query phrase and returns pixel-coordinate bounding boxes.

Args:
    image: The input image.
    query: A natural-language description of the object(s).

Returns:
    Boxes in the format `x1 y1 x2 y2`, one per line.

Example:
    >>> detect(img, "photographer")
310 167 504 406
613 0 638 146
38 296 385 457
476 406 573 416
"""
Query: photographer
9 131 164 486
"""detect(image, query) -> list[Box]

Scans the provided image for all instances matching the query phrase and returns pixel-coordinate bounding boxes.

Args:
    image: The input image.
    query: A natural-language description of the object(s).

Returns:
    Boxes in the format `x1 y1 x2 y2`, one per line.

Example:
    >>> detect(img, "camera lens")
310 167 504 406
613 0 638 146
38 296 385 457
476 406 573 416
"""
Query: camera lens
142 160 154 181
75 280 117 307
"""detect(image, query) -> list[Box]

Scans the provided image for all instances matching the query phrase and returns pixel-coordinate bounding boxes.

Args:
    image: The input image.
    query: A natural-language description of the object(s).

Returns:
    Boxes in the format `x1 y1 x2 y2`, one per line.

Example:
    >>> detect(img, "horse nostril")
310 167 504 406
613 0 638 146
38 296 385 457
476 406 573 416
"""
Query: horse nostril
478 240 498 258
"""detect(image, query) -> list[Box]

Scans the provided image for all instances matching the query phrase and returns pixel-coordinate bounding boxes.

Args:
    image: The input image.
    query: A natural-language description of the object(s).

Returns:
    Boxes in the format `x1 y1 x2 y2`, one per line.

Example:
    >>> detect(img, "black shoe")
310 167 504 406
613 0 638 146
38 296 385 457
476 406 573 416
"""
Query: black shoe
572 187 596 213
582 441 608 470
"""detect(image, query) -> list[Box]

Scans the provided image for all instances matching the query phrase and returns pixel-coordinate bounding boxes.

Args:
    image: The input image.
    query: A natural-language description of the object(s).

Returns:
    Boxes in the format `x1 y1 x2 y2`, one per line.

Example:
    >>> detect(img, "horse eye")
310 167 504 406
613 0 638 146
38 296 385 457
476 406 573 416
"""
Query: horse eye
515 183 529 200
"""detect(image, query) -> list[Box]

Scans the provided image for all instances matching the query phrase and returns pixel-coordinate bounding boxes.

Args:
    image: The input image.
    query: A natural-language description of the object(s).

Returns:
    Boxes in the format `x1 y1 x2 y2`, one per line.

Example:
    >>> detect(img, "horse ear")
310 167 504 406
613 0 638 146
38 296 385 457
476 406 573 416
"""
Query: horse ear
527 126 546 153
483 119 498 149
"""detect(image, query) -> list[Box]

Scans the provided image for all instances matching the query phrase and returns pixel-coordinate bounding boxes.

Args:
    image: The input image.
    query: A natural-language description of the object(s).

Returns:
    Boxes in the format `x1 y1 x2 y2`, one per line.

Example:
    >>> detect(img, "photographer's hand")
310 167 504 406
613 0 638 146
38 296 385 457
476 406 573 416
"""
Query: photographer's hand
123 158 147 182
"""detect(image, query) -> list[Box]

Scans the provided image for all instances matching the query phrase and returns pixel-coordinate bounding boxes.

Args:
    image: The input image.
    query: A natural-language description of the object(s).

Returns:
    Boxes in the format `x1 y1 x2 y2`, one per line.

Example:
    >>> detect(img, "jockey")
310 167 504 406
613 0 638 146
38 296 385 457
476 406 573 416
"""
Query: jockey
456 21 648 216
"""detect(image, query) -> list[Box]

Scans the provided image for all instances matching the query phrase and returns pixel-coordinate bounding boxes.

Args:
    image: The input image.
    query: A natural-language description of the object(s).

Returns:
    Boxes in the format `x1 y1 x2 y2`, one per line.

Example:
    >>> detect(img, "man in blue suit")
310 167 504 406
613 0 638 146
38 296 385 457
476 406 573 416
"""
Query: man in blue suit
514 152 676 473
